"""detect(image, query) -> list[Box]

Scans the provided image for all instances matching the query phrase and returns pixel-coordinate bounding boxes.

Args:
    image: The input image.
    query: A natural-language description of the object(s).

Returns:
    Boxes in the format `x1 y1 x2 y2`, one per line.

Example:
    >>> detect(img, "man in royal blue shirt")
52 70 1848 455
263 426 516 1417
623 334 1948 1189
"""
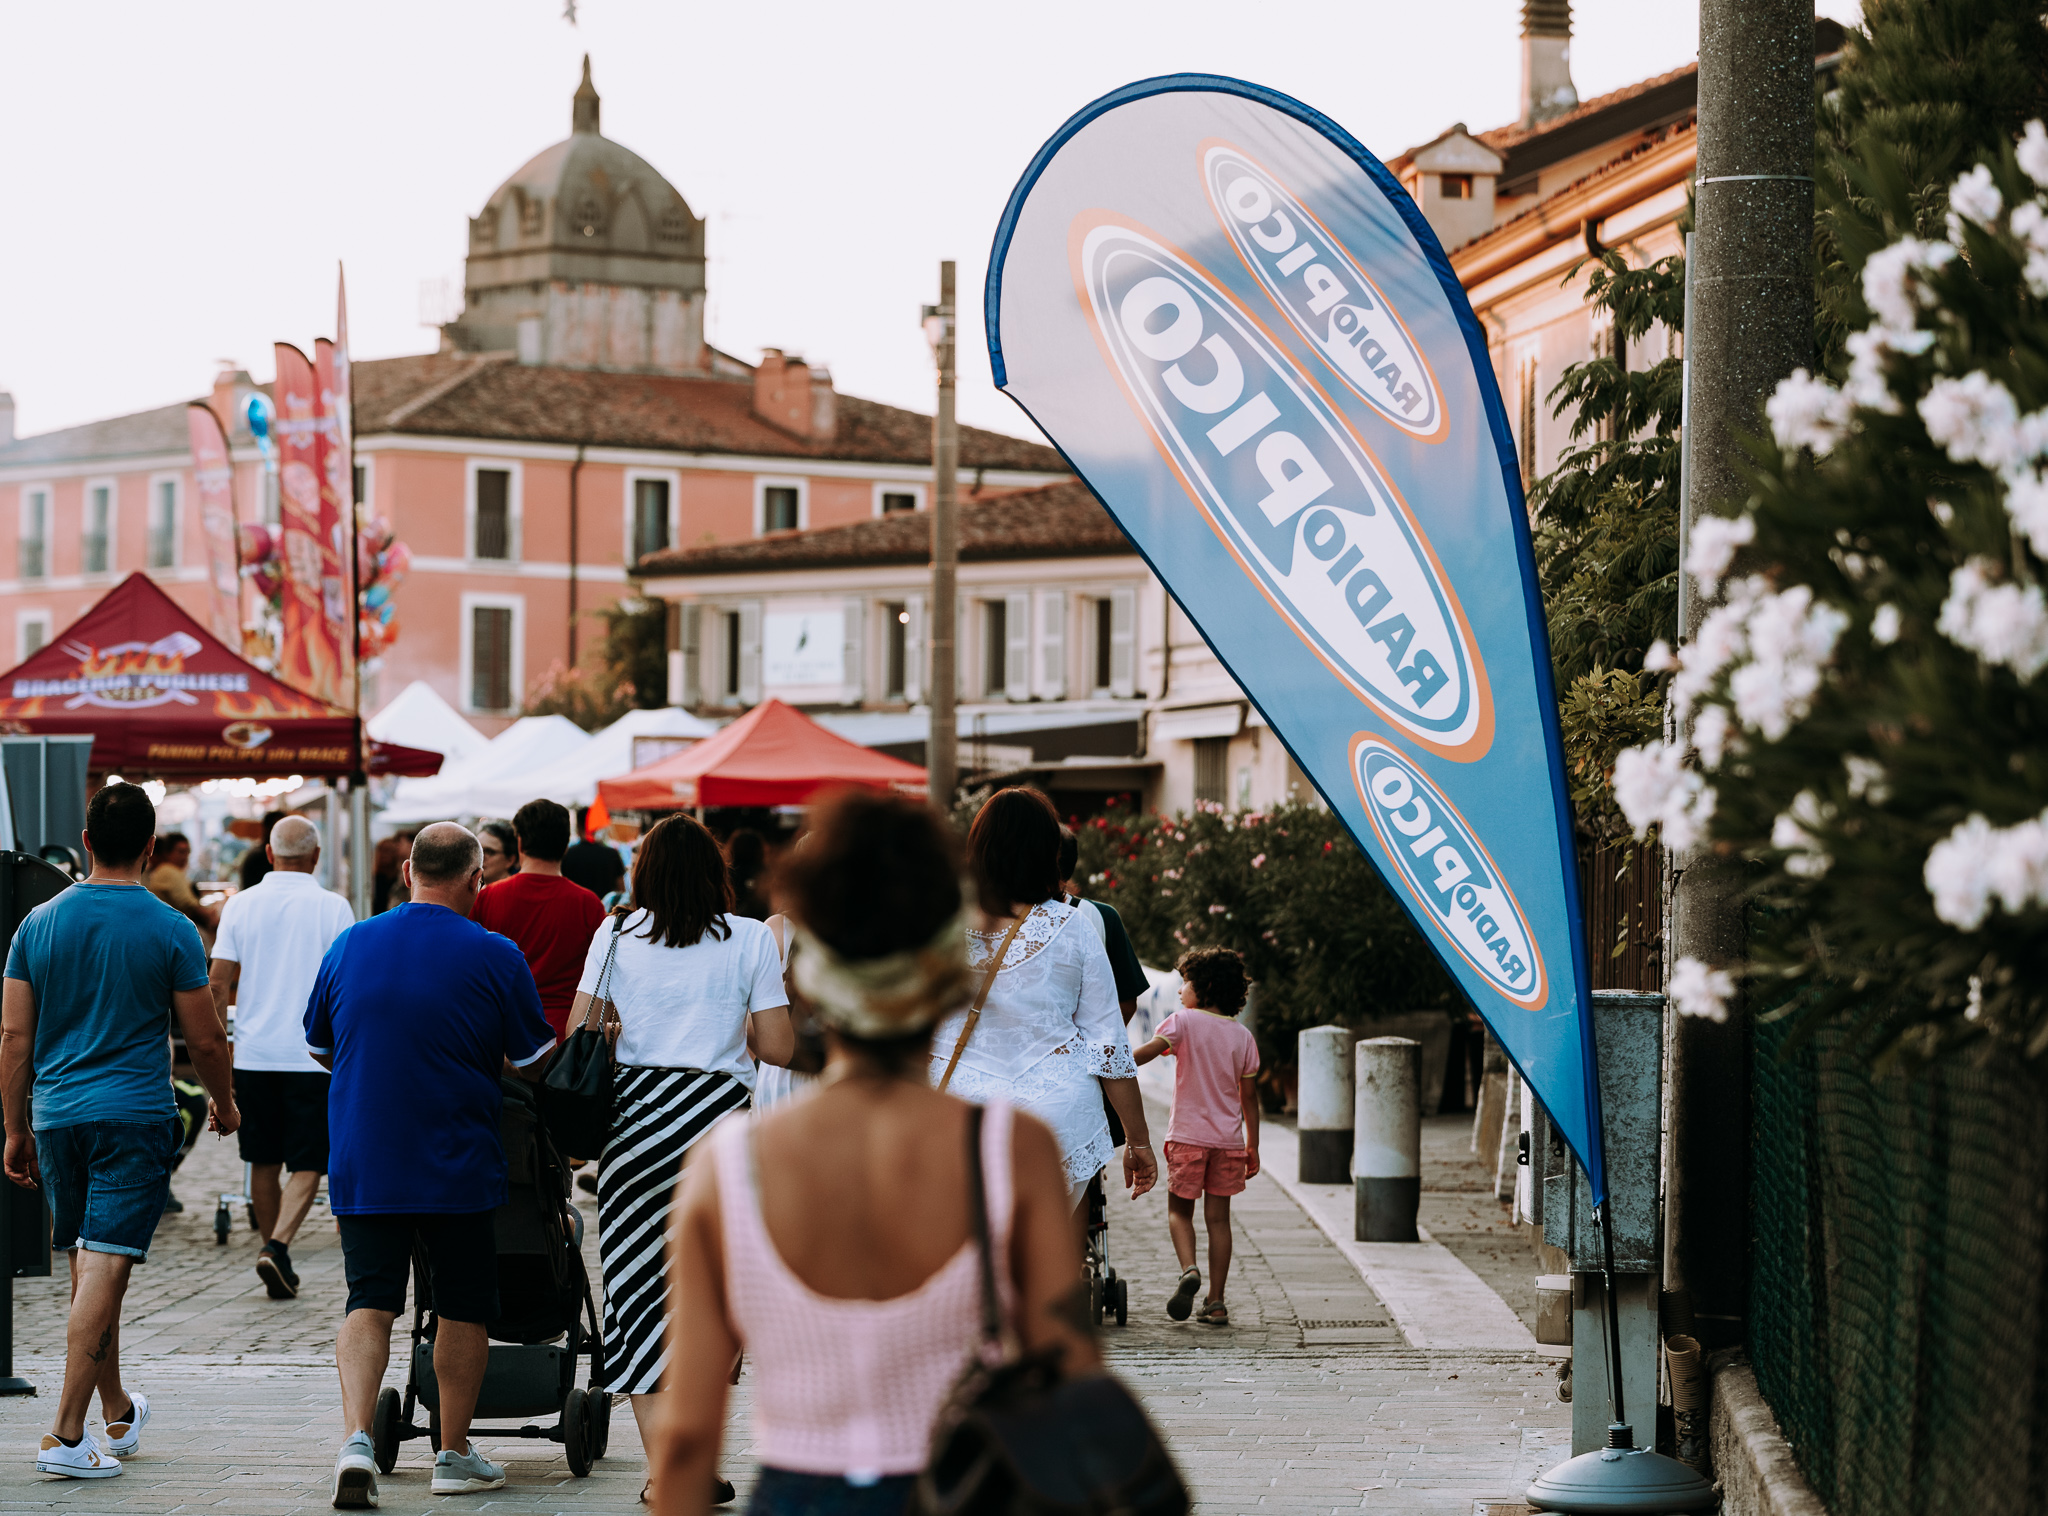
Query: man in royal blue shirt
304 822 554 1507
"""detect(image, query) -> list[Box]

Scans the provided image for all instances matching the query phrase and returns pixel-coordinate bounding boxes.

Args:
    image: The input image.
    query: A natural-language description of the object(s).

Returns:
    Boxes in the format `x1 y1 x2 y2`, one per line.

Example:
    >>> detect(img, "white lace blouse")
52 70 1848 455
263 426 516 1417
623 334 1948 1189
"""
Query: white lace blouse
931 900 1139 1087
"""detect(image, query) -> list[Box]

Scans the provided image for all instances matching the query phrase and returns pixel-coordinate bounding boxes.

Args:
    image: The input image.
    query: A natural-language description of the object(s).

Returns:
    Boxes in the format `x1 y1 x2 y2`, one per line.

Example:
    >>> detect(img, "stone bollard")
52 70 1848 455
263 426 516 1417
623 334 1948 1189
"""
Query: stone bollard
1297 1026 1356 1183
1354 1036 1421 1242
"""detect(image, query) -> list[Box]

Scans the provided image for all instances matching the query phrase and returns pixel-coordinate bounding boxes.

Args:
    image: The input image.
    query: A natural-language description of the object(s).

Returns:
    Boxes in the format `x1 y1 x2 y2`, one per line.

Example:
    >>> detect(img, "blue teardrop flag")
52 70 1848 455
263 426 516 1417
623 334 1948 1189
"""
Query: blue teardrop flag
987 75 1606 1204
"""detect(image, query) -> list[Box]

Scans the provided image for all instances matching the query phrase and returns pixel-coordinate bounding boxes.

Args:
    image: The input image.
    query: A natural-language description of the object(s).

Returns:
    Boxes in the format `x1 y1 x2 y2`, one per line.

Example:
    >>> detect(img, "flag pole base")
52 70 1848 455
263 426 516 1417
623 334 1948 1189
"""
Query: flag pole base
1526 1421 1717 1512
0 1377 35 1396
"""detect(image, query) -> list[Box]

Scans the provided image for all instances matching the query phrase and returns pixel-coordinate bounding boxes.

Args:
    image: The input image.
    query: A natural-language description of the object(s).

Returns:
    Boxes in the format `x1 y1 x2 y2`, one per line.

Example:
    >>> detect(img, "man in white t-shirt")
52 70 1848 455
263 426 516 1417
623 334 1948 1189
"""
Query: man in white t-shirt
208 816 356 1300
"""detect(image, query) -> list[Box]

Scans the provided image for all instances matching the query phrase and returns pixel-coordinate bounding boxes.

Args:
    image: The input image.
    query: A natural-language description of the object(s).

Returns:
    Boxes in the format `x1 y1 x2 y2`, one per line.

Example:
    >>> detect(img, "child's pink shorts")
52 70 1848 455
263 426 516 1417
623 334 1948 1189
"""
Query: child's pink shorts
1165 1141 1251 1200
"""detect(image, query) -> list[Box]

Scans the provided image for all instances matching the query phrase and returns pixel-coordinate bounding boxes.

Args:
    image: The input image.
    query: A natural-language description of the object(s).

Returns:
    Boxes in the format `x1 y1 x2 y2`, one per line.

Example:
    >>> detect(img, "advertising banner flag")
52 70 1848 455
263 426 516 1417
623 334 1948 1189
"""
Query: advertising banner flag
987 76 1605 1200
184 403 242 646
273 342 345 707
315 335 356 709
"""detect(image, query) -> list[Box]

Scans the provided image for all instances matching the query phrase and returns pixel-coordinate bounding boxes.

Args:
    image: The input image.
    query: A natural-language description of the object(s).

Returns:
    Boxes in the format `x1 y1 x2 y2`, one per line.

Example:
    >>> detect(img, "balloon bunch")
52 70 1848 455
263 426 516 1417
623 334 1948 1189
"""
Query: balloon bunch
356 516 412 665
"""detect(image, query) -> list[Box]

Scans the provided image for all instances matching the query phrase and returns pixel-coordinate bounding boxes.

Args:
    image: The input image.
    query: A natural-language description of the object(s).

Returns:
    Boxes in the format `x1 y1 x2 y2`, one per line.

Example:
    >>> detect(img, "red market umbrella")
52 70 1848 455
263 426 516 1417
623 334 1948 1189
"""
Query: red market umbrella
0 573 439 780
598 697 926 811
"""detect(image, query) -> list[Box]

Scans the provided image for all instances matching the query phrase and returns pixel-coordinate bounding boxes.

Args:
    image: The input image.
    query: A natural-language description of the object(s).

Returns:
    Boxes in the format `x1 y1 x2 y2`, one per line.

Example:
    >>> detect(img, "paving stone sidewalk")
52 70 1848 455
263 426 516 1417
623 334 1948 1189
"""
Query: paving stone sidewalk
0 1103 1568 1512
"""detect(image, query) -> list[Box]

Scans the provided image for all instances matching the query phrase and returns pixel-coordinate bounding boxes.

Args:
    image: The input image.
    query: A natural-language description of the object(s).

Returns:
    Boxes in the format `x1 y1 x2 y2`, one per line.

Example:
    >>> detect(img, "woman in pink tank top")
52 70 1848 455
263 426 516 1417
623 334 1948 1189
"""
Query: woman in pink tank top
646 791 1098 1515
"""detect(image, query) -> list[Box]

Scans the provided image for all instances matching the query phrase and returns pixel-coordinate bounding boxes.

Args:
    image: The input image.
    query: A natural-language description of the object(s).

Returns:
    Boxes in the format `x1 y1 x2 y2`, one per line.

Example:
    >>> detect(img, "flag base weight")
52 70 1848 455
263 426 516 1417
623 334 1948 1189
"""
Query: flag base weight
0 1377 34 1396
1526 1422 1716 1512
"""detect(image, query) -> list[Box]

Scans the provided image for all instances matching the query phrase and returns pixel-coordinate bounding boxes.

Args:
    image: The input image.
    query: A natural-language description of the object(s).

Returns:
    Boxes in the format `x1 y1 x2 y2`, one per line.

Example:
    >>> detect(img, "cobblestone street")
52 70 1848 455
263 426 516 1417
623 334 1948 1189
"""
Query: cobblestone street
0 1106 1568 1513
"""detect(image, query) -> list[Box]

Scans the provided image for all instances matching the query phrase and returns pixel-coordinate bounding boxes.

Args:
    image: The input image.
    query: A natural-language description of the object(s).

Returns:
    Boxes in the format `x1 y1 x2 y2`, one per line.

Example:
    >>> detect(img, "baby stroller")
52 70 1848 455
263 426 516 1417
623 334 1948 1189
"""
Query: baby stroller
1083 1170 1129 1327
370 1079 612 1477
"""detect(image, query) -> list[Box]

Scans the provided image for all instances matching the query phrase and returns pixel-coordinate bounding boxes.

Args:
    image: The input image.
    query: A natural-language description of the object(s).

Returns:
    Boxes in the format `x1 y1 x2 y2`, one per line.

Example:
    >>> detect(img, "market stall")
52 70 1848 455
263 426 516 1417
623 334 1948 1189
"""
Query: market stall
0 573 439 779
598 697 925 812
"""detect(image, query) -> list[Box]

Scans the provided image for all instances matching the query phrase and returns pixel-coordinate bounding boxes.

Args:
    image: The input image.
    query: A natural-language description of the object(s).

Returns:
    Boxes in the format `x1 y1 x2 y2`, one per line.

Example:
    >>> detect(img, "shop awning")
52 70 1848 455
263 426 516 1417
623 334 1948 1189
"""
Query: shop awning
0 573 439 780
599 698 926 811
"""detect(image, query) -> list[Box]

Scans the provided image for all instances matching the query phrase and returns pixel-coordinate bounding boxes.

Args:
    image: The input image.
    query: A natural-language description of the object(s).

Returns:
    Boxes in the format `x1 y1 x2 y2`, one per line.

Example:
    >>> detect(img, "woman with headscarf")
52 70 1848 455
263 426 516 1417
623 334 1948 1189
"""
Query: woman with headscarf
649 789 1098 1515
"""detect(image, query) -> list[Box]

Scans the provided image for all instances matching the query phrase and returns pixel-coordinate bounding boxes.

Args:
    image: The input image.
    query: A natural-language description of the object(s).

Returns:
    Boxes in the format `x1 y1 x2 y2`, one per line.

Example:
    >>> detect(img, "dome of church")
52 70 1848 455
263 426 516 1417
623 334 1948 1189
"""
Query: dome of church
465 56 703 290
446 57 710 374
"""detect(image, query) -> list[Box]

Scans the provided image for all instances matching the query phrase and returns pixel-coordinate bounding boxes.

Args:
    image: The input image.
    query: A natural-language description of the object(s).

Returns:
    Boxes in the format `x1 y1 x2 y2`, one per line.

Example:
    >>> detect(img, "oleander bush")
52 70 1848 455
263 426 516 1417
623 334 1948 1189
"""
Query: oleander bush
1065 797 1456 1071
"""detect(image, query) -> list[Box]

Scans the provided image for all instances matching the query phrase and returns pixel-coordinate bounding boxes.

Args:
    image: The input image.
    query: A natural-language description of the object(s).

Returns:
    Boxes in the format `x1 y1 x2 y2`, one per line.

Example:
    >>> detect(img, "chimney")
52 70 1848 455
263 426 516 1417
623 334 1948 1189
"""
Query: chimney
1520 0 1578 128
752 349 816 437
809 365 836 441
0 391 13 447
210 363 252 437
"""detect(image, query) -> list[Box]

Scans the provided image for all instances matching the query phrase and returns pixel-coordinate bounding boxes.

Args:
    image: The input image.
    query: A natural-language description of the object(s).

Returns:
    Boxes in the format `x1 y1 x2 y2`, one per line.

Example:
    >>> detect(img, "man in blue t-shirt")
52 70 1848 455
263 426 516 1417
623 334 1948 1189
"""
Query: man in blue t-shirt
0 781 239 1482
304 821 554 1507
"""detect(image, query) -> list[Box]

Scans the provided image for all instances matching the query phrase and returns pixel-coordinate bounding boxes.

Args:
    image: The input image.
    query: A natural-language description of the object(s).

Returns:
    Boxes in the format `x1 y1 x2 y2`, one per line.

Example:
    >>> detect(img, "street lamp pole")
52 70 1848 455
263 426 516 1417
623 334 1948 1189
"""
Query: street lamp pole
924 262 959 814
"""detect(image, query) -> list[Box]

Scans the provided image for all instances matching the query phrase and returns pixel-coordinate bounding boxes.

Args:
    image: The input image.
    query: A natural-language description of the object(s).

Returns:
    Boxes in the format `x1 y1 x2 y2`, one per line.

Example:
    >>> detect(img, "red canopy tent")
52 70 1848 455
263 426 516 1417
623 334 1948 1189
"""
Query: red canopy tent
599 697 926 811
0 573 440 779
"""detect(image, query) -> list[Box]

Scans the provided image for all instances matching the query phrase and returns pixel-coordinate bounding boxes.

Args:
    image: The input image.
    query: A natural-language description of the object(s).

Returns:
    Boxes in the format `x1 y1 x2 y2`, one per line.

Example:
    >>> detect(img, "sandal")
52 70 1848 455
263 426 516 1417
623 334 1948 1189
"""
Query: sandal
1196 1301 1230 1327
1166 1267 1201 1322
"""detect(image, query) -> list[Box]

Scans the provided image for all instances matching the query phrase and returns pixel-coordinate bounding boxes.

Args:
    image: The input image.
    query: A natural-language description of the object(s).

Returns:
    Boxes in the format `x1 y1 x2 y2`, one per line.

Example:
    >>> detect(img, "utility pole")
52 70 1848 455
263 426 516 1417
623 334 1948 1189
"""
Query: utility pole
924 262 959 813
1667 0 1814 1348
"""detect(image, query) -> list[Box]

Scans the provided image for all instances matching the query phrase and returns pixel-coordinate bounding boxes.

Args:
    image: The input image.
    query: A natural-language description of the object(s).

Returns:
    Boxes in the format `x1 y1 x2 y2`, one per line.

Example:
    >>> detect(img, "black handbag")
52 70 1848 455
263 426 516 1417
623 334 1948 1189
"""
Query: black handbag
538 910 626 1159
912 1107 1190 1516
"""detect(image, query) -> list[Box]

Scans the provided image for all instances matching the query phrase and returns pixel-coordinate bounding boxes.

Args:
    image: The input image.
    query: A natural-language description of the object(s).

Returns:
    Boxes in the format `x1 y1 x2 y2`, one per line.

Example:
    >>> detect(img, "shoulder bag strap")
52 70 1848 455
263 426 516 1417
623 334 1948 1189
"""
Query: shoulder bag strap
936 912 1026 1095
963 1103 1002 1353
580 910 628 1039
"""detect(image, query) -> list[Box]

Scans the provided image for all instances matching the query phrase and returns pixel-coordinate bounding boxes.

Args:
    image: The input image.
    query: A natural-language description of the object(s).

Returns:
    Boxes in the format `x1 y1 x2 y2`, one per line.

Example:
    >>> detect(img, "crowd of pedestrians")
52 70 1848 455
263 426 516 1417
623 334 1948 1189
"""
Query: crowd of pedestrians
0 776 1232 1511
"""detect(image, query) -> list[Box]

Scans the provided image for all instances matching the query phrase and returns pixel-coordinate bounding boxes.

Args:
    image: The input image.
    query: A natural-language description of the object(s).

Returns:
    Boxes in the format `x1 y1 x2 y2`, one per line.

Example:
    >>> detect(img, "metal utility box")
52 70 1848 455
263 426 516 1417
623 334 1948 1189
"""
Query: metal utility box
1539 990 1664 1454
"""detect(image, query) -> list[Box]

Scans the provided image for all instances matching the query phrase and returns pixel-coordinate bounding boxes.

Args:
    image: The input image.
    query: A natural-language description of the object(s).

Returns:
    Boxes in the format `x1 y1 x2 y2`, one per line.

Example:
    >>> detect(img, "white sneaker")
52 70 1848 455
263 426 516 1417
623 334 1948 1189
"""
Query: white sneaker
36 1434 121 1479
333 1432 379 1509
431 1445 506 1494
104 1391 149 1457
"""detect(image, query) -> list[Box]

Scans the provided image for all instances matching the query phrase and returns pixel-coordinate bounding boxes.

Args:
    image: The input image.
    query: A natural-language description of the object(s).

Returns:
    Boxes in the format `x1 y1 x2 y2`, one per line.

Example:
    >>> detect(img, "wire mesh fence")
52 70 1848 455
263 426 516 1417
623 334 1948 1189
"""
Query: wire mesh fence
1750 1013 2048 1514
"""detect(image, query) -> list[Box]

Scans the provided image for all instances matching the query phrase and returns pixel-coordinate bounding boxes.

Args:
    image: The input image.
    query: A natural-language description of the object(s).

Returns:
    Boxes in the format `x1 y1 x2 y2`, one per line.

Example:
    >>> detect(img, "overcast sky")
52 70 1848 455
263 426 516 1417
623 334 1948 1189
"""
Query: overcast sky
0 0 1860 444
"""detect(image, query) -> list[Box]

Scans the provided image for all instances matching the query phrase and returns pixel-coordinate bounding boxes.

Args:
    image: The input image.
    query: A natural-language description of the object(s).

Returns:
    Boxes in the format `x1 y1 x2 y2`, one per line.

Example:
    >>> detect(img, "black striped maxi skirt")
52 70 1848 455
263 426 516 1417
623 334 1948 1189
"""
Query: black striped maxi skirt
598 1064 751 1394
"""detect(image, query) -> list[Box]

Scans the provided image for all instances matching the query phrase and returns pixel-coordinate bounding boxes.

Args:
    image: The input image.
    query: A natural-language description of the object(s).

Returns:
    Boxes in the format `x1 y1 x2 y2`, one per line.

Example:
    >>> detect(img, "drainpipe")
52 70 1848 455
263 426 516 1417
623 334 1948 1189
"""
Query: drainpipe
568 444 586 665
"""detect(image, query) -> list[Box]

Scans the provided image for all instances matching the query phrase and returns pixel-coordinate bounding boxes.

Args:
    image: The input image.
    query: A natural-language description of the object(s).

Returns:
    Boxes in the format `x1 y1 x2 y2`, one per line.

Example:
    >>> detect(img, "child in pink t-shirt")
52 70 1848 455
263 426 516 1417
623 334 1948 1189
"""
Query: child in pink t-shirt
1133 947 1260 1327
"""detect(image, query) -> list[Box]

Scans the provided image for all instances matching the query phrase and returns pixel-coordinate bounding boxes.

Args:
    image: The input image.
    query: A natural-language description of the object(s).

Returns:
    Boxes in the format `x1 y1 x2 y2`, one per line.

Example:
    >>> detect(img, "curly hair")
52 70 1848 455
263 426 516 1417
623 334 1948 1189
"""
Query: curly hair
1174 946 1248 1015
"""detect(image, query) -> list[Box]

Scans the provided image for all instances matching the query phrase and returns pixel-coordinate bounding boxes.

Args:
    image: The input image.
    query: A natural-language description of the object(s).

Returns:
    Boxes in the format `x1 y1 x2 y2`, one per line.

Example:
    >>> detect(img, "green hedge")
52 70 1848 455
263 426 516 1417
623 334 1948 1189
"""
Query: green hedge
1064 798 1457 1073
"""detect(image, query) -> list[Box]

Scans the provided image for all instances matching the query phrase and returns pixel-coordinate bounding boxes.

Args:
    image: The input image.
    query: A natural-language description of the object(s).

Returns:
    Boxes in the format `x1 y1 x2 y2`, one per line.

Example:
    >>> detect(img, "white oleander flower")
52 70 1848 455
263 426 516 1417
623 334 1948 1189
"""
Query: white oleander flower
1686 514 1756 599
1767 369 1851 454
2019 120 2048 190
1643 639 1678 673
2003 468 2048 558
1919 372 2023 471
1937 558 2048 678
1947 164 2004 244
1871 603 1902 645
1986 812 2048 916
1772 790 1835 878
1725 585 1849 740
1668 956 1735 1022
1862 237 1955 332
1967 974 1985 1021
1692 703 1733 770
1844 755 1891 804
1613 739 1718 851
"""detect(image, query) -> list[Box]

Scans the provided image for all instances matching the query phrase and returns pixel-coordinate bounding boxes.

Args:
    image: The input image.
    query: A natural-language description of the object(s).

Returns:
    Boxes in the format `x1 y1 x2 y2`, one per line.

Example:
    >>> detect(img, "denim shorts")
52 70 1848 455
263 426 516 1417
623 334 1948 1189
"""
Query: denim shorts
37 1119 179 1261
747 1468 916 1515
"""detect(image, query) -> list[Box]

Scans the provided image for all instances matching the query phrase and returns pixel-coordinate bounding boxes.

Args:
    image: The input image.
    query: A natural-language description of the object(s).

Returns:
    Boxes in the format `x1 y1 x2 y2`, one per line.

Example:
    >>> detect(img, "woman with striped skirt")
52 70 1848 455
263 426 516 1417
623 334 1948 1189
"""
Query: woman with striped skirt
567 813 794 1501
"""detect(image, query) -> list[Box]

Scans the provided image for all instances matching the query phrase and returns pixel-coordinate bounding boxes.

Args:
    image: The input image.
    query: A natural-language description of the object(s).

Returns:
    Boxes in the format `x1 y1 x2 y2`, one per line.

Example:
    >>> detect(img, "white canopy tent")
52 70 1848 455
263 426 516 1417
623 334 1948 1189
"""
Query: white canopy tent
365 681 490 766
378 714 591 825
464 706 719 816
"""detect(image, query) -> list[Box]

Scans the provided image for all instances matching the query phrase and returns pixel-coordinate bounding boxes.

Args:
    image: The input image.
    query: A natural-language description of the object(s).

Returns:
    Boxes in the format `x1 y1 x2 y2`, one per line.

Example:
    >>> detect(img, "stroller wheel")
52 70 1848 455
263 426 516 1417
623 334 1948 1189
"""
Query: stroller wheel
1113 1276 1129 1327
371 1388 401 1474
428 1409 442 1454
213 1200 230 1244
562 1387 592 1477
590 1391 612 1460
1089 1271 1105 1325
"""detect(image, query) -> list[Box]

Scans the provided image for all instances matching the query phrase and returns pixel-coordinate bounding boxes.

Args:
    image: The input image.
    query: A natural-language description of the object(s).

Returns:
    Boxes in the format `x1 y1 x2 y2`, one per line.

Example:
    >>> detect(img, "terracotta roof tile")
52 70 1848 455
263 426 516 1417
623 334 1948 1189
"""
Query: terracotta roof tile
1473 61 1700 156
636 479 1130 576
2 354 1066 475
352 354 1064 471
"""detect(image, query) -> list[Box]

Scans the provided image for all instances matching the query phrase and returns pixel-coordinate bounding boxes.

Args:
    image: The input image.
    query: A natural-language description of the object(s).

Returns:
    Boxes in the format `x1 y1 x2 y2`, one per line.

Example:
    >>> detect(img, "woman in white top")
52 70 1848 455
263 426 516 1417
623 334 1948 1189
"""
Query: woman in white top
567 812 794 1487
932 787 1159 1206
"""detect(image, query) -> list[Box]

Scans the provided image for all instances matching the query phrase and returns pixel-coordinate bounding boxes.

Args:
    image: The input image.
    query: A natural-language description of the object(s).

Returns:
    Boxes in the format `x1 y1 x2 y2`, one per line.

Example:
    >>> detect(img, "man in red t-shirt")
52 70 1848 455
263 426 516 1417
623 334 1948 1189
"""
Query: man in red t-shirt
472 799 606 1041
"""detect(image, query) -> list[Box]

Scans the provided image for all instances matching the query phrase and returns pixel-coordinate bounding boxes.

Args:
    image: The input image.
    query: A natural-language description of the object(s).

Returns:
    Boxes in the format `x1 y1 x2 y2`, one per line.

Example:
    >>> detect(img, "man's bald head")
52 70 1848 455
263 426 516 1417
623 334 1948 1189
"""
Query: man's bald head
268 815 321 872
408 823 481 887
